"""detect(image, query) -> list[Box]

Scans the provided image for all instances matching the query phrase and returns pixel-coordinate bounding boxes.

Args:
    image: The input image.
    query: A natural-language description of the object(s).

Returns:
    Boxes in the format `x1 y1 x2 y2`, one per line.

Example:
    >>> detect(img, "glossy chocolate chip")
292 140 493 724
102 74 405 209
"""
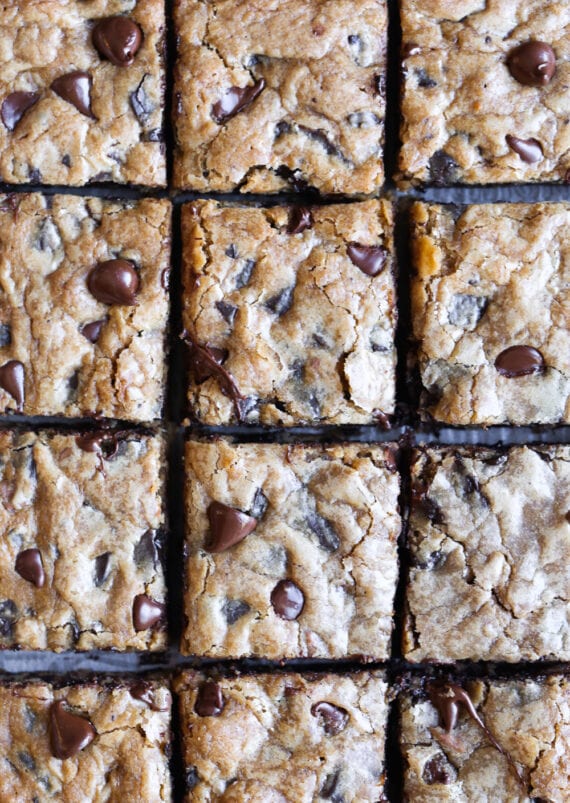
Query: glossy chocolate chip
0 360 24 409
15 549 45 588
495 345 545 377
507 41 556 86
311 701 349 735
49 701 96 759
51 72 94 118
288 207 313 235
92 17 143 67
212 79 265 123
347 243 387 276
270 579 304 620
81 319 106 343
1 91 40 131
429 150 458 186
206 501 257 553
88 259 139 305
216 300 237 325
132 594 165 631
194 681 224 717
506 134 543 163
130 681 171 711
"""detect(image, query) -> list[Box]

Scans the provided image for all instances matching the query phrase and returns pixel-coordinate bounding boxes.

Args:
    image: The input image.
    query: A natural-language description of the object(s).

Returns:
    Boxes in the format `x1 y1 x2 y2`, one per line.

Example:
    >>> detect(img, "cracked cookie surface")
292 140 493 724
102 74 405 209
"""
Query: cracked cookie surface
183 440 400 659
173 0 387 194
405 446 570 663
0 193 170 422
399 0 570 185
176 670 388 802
0 430 167 651
182 199 396 426
0 680 171 801
401 675 570 802
412 202 570 425
0 0 166 186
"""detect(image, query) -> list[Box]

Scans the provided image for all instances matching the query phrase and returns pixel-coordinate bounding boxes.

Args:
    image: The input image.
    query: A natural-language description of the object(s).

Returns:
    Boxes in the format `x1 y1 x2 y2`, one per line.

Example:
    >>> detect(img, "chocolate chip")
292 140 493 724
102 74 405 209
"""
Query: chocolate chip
275 120 292 138
132 594 165 631
507 41 556 86
0 600 17 638
448 294 487 328
320 769 342 799
311 702 349 735
133 530 159 569
306 511 340 552
206 501 257 553
34 218 62 253
1 91 40 131
506 134 543 163
51 72 94 118
299 125 347 162
225 244 238 258
92 17 143 66
15 549 45 587
194 681 224 717
93 552 111 586
0 360 24 409
423 754 452 785
287 207 313 235
346 111 381 128
49 701 96 760
88 259 139 305
28 167 42 184
429 150 458 186
415 68 437 88
270 579 304 620
130 74 154 124
212 79 265 123
190 344 228 384
0 324 11 347
81 319 106 343
347 243 387 276
185 768 200 791
495 345 545 377
222 599 250 624
18 751 36 771
130 681 171 711
249 487 269 519
216 300 237 325
62 154 71 167
75 432 119 459
265 286 294 315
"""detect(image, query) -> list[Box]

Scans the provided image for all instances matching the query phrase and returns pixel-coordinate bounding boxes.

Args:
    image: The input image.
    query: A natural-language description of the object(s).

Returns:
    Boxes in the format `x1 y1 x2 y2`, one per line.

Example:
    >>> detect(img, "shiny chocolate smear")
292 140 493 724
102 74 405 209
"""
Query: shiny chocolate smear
206 501 257 553
212 79 265 123
347 243 387 276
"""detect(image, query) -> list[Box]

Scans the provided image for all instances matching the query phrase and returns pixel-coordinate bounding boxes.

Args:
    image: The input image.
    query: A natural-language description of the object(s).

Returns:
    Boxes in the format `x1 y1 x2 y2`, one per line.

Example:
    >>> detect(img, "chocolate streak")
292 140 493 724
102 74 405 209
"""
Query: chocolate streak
182 332 246 421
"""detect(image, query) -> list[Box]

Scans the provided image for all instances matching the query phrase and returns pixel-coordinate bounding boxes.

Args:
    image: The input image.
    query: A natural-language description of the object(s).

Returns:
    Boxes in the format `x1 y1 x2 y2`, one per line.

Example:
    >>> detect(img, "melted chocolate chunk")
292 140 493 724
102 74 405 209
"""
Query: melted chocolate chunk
93 552 111 586
92 17 143 67
81 319 106 343
130 681 171 711
249 487 269 519
222 599 250 624
190 344 228 384
311 702 349 735
1 91 40 131
49 701 96 760
306 511 340 552
265 286 295 315
347 243 387 276
76 432 120 459
194 681 224 717
206 501 257 553
0 360 24 409
212 79 265 123
15 549 45 587
507 41 556 86
422 753 452 785
132 594 165 631
429 151 458 186
216 300 237 325
130 75 154 124
51 72 94 118
495 345 545 377
270 579 304 620
184 335 245 418
287 207 313 235
133 530 159 569
506 135 543 163
88 259 139 305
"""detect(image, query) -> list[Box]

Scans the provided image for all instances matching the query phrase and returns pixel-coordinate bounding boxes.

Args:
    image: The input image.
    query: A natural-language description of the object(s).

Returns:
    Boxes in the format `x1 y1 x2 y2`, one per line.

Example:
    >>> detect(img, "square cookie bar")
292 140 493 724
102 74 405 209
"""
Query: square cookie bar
183 440 400 659
405 446 570 663
173 0 387 194
183 199 396 426
0 680 171 801
177 671 388 802
411 202 570 425
0 1 166 186
399 1 570 185
401 675 570 801
0 193 170 422
0 430 167 651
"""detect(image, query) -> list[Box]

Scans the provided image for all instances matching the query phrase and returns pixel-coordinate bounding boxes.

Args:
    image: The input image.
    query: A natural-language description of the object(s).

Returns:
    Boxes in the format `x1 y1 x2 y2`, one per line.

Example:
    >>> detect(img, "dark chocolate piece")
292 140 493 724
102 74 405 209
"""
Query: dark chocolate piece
49 701 96 760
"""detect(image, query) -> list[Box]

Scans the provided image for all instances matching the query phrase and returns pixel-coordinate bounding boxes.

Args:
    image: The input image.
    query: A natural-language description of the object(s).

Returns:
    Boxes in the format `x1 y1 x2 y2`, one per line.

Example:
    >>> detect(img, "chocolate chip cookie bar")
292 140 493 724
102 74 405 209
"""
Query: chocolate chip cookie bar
405 445 570 663
173 0 387 194
411 202 570 425
0 194 170 422
183 440 400 659
399 1 570 185
183 199 396 425
0 679 171 801
0 430 167 651
0 1 166 186
176 670 388 801
401 675 570 801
